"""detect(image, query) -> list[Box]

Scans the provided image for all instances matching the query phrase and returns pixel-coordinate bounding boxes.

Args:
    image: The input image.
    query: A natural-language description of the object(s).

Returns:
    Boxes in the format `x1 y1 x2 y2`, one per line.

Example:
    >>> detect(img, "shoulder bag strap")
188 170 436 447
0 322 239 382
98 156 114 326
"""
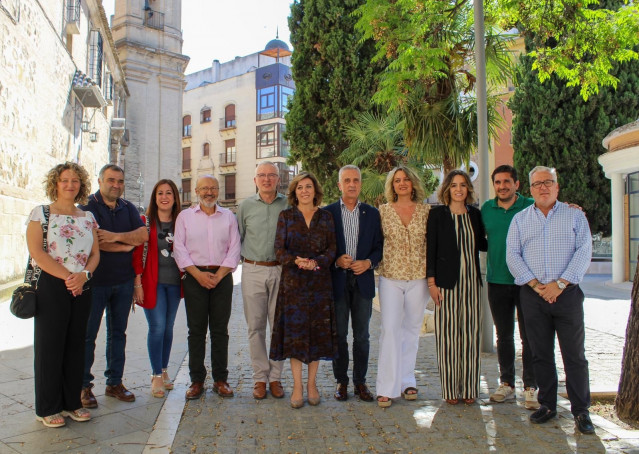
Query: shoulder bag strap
142 215 150 267
29 205 50 286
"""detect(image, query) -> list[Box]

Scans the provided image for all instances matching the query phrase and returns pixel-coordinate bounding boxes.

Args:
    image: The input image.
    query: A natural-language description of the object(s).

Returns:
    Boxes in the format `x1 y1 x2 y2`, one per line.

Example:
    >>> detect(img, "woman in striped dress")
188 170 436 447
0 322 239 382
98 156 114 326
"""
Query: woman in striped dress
426 170 487 405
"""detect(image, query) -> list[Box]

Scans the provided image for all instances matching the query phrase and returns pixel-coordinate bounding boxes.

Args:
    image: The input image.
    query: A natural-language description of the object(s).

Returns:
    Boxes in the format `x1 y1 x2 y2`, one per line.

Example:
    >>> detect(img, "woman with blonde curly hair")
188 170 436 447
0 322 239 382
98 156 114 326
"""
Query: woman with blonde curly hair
26 162 99 427
375 166 429 407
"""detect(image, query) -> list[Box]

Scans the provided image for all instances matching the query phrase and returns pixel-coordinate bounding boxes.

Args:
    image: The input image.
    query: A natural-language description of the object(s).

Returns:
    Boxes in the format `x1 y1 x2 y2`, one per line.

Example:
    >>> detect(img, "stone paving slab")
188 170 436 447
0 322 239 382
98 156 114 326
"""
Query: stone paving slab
170 273 639 453
0 298 189 454
0 271 637 453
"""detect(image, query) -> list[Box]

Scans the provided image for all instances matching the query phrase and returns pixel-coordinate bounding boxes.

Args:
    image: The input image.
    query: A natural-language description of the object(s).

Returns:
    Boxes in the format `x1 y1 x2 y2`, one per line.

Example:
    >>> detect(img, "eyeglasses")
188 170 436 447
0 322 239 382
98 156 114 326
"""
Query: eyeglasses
530 179 556 189
197 186 219 192
256 173 279 179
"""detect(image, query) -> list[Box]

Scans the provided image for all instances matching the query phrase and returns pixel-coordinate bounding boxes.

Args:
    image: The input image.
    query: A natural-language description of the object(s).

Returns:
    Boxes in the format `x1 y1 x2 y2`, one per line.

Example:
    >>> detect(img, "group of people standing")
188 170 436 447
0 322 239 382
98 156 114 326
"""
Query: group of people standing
27 163 149 428
26 159 595 435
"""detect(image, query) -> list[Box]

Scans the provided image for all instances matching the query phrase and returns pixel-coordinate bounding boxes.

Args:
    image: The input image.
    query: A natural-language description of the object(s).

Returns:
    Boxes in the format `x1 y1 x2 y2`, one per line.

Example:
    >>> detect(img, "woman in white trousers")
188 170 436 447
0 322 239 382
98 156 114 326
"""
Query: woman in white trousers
375 166 429 407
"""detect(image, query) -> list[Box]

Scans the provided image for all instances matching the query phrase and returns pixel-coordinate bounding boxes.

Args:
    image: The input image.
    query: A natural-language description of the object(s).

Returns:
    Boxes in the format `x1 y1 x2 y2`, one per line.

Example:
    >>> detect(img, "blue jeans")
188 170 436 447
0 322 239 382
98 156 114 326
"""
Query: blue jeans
332 272 373 385
84 279 134 387
144 284 181 375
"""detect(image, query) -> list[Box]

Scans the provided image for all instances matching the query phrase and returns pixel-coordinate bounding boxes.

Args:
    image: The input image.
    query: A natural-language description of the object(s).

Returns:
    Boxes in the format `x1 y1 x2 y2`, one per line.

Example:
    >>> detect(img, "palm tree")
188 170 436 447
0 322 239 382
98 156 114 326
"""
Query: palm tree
341 110 438 206
355 1 513 174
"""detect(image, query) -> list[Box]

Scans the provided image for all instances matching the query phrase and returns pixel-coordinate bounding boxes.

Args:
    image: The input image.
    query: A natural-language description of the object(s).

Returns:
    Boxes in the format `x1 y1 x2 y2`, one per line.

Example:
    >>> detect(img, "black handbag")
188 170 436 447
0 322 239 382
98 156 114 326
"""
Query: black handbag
10 205 50 319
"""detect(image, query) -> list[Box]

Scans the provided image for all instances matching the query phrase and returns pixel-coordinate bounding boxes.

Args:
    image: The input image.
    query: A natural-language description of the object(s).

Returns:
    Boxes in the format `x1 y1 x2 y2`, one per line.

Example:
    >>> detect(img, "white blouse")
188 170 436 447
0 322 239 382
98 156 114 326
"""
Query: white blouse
28 205 99 273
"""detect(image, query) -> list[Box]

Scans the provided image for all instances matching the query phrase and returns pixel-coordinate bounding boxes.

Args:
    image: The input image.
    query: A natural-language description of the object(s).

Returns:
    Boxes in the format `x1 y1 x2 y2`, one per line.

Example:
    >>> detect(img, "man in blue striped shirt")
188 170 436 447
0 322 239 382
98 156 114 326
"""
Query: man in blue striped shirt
506 166 594 434
325 165 383 402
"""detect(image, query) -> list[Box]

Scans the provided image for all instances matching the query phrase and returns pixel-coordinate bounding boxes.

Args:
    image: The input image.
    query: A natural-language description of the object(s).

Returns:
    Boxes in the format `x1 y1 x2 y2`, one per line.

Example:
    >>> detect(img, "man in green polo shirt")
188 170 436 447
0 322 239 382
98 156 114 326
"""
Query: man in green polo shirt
481 165 539 409
237 161 288 400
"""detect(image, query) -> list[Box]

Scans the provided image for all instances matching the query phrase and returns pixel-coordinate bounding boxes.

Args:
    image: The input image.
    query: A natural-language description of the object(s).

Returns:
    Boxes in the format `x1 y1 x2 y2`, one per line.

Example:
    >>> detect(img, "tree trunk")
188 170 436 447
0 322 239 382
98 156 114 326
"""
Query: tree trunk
616 251 639 421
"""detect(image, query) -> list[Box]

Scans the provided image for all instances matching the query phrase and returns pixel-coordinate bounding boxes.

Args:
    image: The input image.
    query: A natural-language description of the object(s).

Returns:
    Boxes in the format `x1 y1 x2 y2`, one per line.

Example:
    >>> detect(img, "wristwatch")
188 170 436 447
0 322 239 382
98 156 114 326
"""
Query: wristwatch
83 270 92 281
556 280 566 290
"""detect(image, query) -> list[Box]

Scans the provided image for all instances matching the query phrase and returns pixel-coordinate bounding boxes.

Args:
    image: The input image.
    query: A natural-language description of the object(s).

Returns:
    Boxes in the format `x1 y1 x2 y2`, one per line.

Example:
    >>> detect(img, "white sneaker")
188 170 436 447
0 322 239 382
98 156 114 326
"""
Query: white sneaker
524 387 540 410
490 383 515 402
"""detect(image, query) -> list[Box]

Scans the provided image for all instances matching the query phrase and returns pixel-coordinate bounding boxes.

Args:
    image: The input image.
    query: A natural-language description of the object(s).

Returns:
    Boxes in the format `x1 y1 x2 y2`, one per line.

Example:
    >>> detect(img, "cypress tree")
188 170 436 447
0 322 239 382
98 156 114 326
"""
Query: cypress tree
285 0 383 195
509 54 639 235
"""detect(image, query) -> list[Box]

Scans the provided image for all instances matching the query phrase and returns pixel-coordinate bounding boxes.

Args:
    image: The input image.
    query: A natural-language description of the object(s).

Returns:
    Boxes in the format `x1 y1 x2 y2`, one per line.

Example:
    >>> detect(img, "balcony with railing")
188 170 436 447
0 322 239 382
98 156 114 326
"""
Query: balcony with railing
143 9 165 30
219 117 237 131
65 0 81 34
219 152 236 167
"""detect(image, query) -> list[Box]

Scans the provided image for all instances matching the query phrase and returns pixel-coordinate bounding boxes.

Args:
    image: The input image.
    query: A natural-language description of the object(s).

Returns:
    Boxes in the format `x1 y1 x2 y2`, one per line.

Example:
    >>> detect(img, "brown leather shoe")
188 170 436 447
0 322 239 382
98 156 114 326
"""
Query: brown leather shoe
105 383 135 402
354 383 374 402
253 382 267 399
213 381 234 398
334 383 348 401
269 381 284 399
81 384 97 409
185 382 205 400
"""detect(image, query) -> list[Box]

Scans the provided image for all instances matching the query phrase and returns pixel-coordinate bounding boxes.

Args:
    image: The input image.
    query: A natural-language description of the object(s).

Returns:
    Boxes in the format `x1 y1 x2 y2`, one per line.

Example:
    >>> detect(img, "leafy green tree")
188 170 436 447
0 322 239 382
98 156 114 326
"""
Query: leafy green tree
354 0 509 173
285 0 383 198
490 0 639 100
509 53 639 235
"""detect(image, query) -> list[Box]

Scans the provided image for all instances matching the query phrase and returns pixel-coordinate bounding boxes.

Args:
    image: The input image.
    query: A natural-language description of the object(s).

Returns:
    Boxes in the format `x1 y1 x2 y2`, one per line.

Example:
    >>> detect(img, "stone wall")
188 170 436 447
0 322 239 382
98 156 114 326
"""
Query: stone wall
0 0 119 285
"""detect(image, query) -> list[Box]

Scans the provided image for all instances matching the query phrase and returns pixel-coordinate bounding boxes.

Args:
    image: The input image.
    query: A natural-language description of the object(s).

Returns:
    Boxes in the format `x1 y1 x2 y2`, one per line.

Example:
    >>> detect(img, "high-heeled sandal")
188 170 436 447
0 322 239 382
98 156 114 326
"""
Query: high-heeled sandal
162 368 174 390
151 374 165 398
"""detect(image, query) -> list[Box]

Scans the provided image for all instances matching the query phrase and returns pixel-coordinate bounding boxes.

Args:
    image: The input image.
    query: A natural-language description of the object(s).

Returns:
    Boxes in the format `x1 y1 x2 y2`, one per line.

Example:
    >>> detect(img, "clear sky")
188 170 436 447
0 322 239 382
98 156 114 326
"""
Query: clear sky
102 0 293 74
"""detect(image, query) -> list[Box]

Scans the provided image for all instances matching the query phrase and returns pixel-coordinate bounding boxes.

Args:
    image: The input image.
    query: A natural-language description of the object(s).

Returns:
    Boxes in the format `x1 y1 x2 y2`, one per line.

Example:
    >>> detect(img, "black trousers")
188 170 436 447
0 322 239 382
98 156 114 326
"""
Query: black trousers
34 271 91 417
520 285 590 415
332 272 373 386
183 272 233 383
488 283 536 388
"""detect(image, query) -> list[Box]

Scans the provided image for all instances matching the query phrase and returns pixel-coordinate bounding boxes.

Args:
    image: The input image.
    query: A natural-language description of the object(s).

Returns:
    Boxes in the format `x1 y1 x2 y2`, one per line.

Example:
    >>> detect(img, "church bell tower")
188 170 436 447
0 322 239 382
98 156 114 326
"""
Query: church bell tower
111 0 189 209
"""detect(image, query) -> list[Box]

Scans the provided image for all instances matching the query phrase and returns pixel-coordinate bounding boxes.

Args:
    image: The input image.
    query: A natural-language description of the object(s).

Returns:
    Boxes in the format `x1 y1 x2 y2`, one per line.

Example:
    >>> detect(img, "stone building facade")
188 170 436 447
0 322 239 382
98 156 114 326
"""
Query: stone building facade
0 0 128 285
181 40 296 210
111 0 188 210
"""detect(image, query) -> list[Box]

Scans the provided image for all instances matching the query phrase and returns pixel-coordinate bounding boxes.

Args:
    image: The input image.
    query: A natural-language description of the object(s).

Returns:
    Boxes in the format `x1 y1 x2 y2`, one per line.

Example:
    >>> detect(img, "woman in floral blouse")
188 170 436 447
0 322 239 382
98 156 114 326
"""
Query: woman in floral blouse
375 166 429 407
26 162 99 428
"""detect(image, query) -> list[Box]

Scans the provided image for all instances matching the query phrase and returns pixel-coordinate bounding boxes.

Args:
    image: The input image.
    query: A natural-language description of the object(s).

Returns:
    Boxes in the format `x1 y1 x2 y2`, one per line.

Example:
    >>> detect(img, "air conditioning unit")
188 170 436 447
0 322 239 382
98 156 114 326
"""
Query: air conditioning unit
111 118 126 131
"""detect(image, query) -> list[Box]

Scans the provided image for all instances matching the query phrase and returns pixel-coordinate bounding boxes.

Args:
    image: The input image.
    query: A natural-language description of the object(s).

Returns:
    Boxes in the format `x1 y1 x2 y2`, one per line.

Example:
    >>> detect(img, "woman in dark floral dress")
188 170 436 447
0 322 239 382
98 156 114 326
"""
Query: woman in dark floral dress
270 172 337 408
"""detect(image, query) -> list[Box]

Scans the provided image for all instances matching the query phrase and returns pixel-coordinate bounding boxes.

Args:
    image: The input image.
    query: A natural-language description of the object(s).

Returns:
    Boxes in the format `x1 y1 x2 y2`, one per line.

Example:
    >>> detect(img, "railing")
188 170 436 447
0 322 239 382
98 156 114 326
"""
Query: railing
592 234 612 259
219 152 236 166
143 10 164 30
66 0 80 23
219 118 237 130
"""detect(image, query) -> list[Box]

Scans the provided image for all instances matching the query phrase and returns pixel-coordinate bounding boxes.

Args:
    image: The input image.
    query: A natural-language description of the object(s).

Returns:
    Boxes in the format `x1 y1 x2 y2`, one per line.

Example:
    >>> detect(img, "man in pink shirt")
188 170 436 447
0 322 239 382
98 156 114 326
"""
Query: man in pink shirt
174 175 241 400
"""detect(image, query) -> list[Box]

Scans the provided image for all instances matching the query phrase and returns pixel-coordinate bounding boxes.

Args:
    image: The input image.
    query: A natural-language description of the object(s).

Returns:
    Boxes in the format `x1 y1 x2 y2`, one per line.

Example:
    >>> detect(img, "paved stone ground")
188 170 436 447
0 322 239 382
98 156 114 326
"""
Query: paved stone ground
0 272 637 453
0 300 189 453
170 274 639 453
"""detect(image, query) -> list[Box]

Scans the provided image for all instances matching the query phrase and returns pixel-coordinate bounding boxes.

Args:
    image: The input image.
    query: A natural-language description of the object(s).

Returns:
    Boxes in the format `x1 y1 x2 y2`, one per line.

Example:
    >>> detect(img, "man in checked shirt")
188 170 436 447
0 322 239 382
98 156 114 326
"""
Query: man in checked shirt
506 166 594 434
